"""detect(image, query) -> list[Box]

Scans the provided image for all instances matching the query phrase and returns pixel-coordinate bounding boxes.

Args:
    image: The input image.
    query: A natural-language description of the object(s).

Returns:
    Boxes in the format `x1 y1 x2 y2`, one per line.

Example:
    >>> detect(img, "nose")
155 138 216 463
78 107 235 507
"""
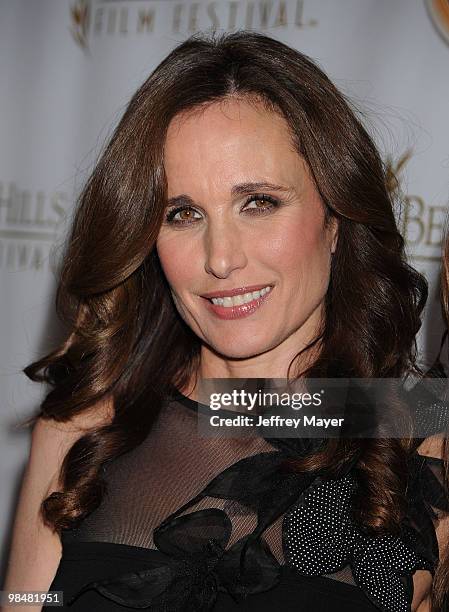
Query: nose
204 221 248 279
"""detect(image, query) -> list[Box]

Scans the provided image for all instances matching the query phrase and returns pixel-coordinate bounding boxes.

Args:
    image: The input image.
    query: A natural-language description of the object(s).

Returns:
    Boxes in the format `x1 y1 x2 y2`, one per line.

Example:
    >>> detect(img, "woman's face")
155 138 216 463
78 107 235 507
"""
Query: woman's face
156 98 338 361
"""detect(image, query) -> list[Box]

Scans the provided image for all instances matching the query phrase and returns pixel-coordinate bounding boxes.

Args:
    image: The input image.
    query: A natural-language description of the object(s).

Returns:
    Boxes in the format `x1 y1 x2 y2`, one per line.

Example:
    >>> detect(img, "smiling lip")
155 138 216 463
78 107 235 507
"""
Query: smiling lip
200 284 273 299
201 286 274 320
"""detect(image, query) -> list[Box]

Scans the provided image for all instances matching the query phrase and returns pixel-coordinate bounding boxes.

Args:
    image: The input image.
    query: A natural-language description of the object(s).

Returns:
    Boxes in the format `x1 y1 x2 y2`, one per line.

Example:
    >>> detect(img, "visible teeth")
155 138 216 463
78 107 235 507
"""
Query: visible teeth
211 286 272 307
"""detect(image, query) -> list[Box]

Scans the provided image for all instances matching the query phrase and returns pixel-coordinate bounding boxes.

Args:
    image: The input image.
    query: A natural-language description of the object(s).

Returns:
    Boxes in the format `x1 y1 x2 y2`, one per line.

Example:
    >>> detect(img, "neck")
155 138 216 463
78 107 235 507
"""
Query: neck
181 336 322 402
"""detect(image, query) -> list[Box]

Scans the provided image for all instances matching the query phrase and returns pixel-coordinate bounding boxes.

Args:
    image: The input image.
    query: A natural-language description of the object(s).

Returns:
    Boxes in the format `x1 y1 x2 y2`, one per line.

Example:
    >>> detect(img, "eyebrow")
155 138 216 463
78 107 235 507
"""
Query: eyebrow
166 181 292 208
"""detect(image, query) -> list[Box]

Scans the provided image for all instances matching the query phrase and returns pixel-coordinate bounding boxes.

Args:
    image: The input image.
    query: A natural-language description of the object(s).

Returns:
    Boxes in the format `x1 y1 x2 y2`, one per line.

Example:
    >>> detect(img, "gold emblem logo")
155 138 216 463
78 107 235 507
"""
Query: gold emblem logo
426 0 449 45
70 0 90 50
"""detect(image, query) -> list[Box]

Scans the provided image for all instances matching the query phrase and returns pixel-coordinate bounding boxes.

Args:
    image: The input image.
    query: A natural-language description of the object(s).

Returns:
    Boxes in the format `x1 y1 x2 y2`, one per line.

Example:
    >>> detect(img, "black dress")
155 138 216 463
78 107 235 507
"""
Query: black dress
44 385 448 612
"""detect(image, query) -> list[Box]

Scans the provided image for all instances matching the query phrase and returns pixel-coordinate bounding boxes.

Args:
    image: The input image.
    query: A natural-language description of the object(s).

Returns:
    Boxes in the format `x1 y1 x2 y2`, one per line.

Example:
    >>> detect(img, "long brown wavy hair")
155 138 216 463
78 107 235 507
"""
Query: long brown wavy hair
23 28 432 598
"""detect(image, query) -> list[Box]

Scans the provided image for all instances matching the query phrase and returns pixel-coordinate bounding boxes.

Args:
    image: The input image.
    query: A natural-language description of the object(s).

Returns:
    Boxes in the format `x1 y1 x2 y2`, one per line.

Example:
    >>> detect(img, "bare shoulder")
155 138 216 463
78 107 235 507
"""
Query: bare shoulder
31 397 115 492
417 432 445 459
32 395 115 441
1 397 114 611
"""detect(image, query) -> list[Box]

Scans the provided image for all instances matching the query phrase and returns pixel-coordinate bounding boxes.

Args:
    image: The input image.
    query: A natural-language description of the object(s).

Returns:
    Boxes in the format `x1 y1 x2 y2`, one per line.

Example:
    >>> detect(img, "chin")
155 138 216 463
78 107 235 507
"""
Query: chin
209 339 273 361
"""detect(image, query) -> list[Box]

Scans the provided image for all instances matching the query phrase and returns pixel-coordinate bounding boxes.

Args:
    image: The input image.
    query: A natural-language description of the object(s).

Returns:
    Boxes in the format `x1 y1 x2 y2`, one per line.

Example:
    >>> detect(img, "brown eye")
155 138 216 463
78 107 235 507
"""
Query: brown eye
243 194 280 213
179 209 194 219
165 206 201 225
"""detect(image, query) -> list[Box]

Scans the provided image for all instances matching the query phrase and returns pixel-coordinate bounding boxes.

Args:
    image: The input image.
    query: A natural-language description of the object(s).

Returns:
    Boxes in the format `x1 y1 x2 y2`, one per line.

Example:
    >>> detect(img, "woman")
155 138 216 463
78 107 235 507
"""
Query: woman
3 30 448 611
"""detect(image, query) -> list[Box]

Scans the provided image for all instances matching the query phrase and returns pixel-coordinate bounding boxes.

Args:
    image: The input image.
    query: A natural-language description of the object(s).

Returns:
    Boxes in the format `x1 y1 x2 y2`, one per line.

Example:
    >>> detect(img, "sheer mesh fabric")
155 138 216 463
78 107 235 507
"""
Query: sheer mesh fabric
63 396 283 555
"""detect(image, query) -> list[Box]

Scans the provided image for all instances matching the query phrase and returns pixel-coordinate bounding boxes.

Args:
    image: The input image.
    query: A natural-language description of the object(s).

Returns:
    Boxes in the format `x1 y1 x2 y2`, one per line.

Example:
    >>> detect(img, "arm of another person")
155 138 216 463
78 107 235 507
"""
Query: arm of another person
1 399 114 612
412 434 449 612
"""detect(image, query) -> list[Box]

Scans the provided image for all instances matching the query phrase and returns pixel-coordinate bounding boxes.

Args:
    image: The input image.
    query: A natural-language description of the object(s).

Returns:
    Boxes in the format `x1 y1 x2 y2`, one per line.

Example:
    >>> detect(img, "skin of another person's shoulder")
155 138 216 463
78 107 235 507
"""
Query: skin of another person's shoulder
1 398 114 612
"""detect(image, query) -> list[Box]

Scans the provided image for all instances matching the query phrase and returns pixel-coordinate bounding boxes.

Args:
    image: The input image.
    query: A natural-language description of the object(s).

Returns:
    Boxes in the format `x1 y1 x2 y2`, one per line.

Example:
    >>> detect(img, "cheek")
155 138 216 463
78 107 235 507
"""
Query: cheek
266 216 330 281
156 238 192 293
156 236 196 292
156 239 195 321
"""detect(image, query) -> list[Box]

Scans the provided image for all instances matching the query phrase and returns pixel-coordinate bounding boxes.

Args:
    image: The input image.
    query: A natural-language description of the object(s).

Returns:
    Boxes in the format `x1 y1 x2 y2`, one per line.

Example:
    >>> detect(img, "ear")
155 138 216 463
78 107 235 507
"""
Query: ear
328 216 339 254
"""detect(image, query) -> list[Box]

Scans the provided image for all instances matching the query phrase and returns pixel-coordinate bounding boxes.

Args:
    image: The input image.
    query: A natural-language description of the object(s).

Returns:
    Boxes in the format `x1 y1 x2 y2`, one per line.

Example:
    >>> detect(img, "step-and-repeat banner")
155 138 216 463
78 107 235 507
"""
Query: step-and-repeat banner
1 0 449 575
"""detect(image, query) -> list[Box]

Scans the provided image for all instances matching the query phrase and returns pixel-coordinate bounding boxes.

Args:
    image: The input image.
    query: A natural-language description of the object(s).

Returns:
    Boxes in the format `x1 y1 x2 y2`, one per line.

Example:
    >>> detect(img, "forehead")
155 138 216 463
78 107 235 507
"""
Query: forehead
163 98 306 193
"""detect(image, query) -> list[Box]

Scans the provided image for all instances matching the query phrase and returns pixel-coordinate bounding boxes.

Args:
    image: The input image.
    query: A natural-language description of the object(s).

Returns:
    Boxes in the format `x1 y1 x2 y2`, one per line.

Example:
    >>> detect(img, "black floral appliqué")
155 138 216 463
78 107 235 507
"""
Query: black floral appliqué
67 507 280 610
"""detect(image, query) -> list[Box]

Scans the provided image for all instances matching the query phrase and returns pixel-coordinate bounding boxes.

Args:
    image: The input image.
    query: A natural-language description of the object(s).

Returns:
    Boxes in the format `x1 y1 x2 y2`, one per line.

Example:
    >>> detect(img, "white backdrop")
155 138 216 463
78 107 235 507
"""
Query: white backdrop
1 0 449 580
